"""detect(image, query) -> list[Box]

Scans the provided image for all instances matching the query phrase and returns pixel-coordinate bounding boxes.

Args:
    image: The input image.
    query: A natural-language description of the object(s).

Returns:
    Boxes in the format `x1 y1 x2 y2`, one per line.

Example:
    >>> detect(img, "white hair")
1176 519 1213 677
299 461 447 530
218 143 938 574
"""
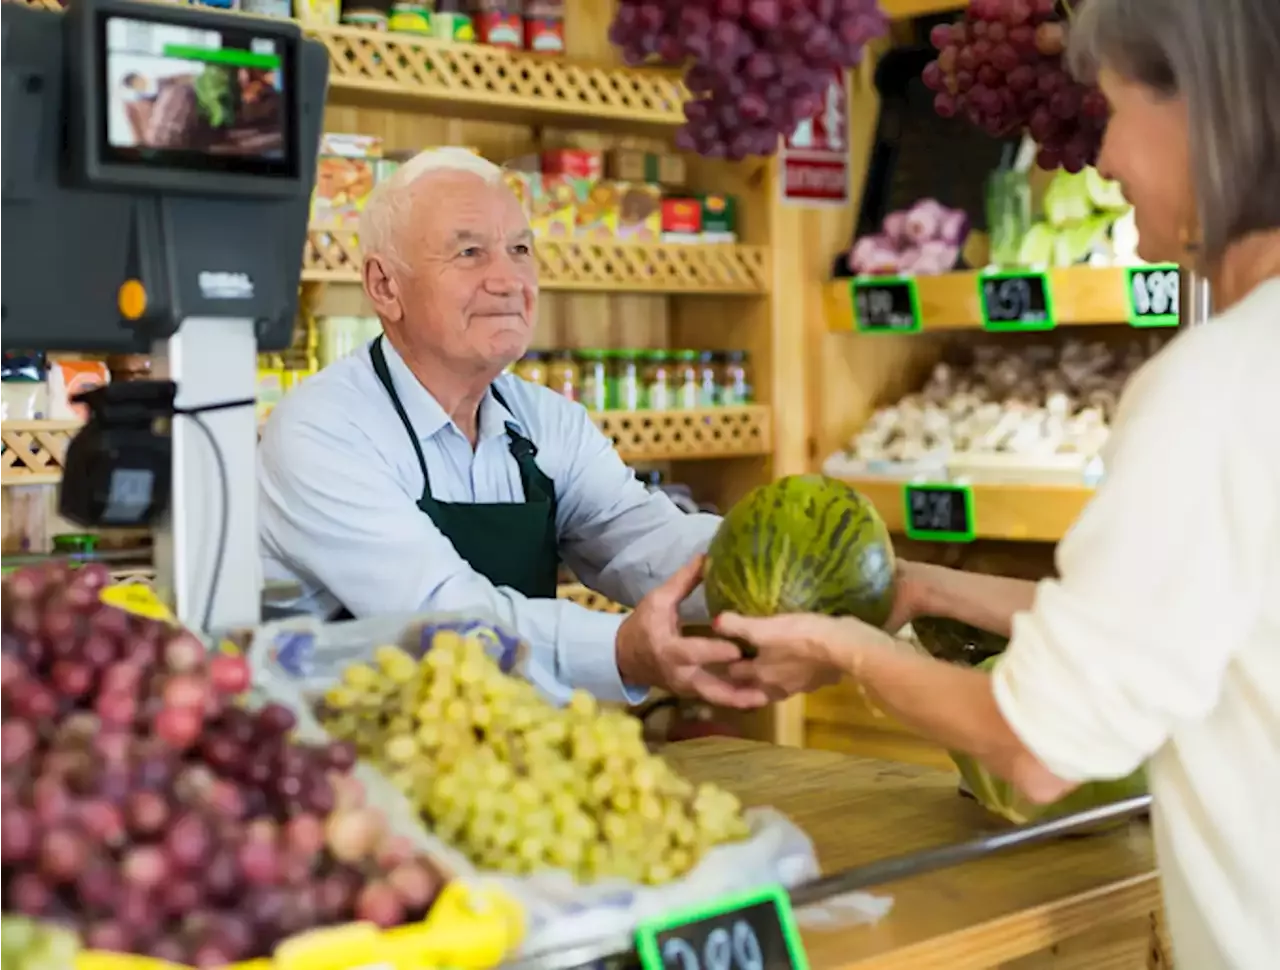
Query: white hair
359 147 504 270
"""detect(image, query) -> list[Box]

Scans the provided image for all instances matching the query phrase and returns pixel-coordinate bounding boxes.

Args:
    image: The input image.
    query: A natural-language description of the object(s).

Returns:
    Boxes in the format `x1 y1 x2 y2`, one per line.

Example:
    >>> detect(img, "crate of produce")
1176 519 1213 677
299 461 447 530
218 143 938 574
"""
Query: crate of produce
242 610 821 955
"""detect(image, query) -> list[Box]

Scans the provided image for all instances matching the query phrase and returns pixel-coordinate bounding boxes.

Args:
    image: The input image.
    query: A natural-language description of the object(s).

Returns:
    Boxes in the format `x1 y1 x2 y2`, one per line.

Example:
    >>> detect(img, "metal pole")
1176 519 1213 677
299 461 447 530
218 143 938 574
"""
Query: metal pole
1182 269 1212 327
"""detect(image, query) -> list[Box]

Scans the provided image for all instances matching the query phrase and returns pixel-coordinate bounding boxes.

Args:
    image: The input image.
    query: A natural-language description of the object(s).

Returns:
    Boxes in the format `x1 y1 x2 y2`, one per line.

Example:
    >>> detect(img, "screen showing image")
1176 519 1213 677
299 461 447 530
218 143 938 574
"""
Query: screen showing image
102 14 293 172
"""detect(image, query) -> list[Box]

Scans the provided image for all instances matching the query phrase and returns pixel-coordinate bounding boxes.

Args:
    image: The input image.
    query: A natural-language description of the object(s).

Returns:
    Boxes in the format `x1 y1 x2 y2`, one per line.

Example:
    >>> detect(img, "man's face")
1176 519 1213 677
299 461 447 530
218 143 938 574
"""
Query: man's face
368 171 538 374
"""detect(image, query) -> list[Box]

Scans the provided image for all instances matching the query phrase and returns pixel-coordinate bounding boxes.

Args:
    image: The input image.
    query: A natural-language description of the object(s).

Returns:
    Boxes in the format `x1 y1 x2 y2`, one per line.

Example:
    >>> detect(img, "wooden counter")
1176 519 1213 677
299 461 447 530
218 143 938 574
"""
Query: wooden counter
662 739 1162 970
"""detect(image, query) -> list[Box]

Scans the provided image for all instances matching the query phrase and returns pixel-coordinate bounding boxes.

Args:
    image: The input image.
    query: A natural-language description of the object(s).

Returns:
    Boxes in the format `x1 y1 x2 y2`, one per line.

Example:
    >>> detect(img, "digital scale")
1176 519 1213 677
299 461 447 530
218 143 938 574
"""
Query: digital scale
2 0 328 633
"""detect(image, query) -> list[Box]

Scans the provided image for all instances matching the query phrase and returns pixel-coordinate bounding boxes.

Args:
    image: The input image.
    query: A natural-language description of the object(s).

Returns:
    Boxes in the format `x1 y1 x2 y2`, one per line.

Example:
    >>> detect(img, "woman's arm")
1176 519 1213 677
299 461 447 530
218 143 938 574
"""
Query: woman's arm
901 561 1037 637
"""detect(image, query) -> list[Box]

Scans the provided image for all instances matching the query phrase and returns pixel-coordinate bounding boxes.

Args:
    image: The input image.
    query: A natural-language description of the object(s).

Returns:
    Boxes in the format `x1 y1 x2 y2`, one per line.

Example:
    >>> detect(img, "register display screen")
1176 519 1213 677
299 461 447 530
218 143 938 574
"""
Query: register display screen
100 14 296 177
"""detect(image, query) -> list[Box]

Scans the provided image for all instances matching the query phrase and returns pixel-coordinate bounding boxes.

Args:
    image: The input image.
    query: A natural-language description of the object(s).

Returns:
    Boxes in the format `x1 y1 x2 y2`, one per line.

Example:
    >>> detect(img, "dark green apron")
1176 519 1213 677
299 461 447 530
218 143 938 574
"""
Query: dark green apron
331 336 559 619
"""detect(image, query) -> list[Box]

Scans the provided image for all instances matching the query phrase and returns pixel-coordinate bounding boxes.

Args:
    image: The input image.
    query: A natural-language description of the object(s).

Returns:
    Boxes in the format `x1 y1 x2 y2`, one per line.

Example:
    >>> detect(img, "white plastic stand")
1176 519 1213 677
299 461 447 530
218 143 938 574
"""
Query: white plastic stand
150 318 261 634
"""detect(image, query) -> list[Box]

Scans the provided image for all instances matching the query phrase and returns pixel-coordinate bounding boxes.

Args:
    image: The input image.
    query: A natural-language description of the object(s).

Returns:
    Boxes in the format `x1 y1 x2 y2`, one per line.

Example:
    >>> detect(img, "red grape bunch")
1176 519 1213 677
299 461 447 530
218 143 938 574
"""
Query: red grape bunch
923 0 1108 172
1 563 445 967
607 0 889 160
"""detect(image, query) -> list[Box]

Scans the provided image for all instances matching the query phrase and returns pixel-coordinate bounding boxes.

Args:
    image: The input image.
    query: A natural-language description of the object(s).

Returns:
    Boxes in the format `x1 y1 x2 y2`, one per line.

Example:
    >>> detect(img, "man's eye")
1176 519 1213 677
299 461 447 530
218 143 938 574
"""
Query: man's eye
511 243 532 256
459 246 482 258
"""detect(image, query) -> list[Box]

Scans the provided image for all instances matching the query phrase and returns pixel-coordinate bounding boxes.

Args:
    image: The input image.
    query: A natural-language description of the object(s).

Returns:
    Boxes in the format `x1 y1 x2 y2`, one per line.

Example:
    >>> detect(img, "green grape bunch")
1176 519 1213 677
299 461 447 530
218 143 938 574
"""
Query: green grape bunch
316 631 751 886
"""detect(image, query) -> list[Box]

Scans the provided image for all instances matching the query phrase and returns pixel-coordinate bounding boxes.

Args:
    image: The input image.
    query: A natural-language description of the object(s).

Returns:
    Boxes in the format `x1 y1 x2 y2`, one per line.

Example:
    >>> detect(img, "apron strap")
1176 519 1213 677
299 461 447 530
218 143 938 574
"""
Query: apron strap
491 385 556 509
369 335 433 504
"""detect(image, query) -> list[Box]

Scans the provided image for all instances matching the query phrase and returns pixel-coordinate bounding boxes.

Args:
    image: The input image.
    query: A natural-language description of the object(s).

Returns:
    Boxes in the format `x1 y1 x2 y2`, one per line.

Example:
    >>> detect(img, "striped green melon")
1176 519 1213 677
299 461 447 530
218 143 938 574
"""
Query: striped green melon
952 655 1148 825
703 476 897 655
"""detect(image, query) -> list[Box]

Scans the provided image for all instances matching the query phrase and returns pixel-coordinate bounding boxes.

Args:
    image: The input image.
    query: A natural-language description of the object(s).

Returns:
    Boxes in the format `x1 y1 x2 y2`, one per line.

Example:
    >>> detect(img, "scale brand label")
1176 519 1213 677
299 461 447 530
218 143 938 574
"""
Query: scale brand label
198 271 255 300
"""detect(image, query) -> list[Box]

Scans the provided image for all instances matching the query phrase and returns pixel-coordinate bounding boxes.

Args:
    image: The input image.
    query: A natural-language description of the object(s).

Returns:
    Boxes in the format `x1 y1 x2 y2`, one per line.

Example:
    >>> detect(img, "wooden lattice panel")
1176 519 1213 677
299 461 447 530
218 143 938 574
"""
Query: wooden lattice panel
303 228 769 295
592 407 771 463
2 421 80 486
312 24 688 129
557 583 629 614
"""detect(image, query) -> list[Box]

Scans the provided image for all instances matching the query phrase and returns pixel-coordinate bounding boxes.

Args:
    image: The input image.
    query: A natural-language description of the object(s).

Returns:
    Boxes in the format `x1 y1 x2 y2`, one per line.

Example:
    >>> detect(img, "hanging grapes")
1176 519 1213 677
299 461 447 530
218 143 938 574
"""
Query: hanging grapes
607 0 890 160
923 0 1107 173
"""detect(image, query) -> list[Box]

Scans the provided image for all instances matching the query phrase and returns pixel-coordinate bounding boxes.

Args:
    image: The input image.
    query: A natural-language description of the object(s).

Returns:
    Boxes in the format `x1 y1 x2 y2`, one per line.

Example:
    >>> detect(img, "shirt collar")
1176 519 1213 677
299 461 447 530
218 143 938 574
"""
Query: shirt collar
375 338 520 444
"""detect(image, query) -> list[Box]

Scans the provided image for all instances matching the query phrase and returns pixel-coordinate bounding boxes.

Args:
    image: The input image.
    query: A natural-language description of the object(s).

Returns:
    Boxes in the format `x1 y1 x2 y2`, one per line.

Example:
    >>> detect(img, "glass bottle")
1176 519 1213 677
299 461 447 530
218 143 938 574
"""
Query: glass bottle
643 350 672 411
578 349 609 412
696 350 720 408
514 350 548 386
673 350 700 410
612 350 644 411
547 351 580 401
720 350 753 405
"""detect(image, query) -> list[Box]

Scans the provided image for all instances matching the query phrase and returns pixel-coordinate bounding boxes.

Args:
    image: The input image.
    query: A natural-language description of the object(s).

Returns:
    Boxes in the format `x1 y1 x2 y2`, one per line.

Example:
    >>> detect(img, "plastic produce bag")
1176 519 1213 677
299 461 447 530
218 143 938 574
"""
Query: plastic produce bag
244 610 832 954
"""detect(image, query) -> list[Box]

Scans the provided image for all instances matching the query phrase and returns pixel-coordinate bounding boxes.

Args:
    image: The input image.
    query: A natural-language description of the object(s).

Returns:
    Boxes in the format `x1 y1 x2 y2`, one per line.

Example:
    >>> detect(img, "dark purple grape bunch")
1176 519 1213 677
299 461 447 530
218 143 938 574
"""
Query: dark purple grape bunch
1 563 445 967
607 0 889 160
922 0 1107 172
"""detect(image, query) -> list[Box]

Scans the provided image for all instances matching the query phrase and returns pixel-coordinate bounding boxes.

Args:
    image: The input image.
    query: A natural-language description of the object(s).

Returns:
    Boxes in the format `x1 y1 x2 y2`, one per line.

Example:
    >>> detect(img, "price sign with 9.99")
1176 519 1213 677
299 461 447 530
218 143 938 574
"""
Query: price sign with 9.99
636 885 808 970
1127 264 1180 327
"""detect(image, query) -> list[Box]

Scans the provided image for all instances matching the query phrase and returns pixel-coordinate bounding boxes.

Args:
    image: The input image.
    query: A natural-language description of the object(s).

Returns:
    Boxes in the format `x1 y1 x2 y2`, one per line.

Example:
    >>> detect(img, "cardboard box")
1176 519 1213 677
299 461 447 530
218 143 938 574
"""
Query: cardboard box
661 197 702 236
312 134 382 228
607 149 686 188
700 193 737 242
542 148 604 181
616 183 662 242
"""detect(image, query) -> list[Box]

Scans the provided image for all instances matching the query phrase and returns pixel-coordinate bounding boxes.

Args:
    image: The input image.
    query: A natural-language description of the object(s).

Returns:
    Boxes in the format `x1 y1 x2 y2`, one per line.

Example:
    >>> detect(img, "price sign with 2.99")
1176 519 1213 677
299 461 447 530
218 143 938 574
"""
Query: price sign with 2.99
1127 264 1180 327
978 271 1055 332
635 885 808 970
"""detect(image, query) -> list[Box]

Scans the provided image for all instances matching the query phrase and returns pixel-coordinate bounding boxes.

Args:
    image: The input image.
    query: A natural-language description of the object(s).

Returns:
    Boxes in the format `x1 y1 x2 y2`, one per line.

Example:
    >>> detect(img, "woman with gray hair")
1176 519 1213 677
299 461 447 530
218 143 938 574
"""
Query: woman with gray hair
713 1 1280 966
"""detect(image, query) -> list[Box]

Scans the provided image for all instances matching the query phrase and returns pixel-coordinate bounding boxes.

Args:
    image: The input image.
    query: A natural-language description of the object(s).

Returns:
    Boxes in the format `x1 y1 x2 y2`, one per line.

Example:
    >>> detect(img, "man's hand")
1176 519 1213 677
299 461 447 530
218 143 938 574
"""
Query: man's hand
616 556 770 709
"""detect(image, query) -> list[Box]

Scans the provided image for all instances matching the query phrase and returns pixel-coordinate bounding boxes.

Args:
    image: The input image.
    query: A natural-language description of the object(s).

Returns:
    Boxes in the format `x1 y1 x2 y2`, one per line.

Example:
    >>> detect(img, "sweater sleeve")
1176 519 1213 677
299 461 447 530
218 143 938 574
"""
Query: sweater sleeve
991 336 1271 783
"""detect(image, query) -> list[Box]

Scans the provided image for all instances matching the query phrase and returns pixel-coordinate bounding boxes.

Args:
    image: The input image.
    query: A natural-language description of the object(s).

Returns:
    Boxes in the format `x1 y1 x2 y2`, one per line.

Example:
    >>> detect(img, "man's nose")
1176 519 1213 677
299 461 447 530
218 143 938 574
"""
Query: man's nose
483 254 526 295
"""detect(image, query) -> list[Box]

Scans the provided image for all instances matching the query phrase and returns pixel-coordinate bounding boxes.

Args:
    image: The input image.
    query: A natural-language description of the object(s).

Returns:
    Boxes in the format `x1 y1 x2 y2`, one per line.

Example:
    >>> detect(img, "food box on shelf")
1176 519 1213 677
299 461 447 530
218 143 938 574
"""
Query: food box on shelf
606 148 686 189
660 194 737 244
523 0 564 53
311 134 382 230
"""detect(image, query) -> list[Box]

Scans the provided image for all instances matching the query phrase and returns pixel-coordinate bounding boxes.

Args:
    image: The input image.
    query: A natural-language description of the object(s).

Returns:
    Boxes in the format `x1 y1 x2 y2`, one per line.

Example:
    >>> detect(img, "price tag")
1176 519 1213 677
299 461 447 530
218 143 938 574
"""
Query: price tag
1126 264 1180 327
99 584 176 624
978 271 1055 331
903 484 976 542
636 884 808 970
851 277 921 333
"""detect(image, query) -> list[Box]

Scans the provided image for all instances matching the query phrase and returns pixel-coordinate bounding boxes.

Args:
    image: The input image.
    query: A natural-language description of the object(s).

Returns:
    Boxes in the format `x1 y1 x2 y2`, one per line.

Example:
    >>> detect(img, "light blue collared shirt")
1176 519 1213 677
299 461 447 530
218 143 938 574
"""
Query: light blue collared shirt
258 339 720 702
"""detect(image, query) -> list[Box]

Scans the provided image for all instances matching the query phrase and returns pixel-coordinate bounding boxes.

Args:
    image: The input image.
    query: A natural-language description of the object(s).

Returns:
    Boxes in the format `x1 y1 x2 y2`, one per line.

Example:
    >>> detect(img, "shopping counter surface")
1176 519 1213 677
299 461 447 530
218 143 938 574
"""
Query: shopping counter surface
661 739 1162 970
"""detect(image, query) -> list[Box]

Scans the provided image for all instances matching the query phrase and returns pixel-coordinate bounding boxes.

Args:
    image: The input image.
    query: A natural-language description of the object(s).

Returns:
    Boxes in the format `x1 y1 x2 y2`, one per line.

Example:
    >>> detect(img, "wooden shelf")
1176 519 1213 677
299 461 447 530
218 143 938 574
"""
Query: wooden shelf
837 476 1095 542
593 406 771 463
825 265 1136 332
2 420 80 486
304 229 770 295
312 24 688 133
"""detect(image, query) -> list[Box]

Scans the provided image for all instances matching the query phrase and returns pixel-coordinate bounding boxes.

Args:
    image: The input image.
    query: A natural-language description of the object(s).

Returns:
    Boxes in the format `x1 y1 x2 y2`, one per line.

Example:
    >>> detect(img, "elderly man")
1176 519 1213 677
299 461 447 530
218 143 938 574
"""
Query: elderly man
259 147 765 709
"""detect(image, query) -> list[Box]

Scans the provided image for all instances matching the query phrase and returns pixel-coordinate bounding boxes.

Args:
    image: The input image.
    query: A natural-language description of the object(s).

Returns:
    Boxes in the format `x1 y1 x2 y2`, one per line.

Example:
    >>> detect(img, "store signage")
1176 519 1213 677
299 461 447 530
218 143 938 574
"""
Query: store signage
1127 264 1181 328
851 277 921 333
903 484 976 542
780 69 849 207
635 884 808 970
978 271 1055 331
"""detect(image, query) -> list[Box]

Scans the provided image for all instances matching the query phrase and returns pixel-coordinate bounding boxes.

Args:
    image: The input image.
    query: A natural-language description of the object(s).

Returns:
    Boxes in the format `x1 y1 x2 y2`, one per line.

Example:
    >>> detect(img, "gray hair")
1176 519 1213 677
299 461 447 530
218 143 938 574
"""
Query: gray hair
359 147 504 271
1068 0 1280 267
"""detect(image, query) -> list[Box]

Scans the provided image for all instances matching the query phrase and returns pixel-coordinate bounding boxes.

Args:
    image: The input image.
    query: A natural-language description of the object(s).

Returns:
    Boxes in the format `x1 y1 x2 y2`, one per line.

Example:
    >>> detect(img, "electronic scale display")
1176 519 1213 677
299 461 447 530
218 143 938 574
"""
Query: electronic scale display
99 13 296 177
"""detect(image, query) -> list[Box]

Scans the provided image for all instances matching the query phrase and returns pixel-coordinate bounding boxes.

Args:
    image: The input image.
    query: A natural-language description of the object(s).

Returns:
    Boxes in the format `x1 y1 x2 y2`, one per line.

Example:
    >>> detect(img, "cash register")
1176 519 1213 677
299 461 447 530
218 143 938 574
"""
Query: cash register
2 0 327 633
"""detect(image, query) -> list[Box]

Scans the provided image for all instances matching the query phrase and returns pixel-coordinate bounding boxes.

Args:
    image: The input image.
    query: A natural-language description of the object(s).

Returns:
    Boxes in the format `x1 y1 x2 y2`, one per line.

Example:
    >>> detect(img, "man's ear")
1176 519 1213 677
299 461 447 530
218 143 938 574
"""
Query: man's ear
363 255 404 324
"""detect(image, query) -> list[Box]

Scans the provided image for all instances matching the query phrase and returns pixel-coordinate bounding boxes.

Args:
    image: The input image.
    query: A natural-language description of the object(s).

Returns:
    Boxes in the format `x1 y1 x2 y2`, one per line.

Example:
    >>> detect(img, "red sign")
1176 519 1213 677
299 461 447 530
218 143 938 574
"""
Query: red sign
780 69 849 206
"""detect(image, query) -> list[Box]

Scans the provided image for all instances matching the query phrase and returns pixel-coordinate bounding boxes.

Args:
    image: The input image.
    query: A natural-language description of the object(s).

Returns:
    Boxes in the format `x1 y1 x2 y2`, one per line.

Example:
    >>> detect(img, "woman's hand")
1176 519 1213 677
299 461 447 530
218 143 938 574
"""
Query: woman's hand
884 559 936 633
712 612 897 699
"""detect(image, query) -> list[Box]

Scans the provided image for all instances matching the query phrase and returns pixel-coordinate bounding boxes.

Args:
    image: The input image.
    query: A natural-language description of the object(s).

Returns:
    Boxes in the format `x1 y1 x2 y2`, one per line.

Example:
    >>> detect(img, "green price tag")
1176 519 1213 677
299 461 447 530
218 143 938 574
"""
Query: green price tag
635 884 809 970
903 484 976 542
1126 264 1181 327
978 271 1055 331
851 277 921 333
